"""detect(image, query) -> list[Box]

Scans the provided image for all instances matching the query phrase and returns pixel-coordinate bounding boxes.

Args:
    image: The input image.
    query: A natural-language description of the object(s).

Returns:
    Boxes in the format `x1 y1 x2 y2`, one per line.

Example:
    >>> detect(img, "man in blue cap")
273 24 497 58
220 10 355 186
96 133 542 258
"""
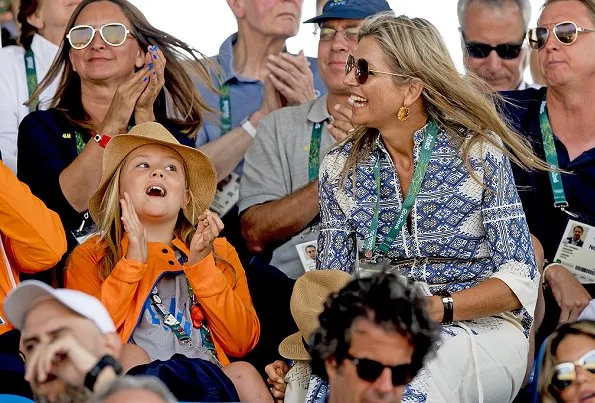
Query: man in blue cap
237 0 392 386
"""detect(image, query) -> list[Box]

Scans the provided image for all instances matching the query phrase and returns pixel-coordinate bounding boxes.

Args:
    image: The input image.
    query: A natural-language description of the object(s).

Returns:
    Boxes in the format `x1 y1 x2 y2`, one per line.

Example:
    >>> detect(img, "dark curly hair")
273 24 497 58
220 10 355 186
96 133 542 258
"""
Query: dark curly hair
309 273 437 382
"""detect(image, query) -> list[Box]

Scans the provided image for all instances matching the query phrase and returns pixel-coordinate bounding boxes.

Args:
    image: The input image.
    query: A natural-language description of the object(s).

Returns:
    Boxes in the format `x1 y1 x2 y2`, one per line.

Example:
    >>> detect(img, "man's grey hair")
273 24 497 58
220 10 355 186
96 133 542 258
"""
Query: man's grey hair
457 0 532 31
91 376 176 403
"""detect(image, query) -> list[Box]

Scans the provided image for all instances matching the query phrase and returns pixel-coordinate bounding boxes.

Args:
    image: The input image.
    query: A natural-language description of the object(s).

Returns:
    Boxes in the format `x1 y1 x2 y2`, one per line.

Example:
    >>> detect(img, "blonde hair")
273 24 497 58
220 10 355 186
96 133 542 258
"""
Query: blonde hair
94 150 235 282
341 13 549 181
539 320 595 403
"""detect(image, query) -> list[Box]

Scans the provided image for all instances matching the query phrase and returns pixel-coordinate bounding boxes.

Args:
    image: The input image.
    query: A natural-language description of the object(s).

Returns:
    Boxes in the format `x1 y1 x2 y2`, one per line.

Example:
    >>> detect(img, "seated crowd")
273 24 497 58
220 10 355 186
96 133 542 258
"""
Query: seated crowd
1 0 595 402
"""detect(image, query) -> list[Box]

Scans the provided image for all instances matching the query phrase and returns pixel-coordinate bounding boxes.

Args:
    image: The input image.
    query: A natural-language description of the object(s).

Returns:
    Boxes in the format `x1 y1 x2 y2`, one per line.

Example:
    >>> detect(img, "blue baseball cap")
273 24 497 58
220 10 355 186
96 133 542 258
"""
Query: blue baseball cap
304 0 393 24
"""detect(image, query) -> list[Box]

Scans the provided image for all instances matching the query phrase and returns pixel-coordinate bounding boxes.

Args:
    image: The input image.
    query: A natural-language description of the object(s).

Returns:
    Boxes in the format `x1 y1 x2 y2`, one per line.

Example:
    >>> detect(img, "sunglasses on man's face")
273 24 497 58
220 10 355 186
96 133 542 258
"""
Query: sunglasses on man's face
345 55 410 85
528 21 595 50
551 349 595 391
344 352 413 386
67 22 133 50
464 40 524 60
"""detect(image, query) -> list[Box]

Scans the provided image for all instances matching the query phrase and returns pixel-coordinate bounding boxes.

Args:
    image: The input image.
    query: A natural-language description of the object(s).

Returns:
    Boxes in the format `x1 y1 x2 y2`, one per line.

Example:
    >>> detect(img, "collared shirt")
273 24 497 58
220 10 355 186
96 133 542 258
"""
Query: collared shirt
195 33 327 174
239 95 334 278
317 125 538 337
0 34 60 173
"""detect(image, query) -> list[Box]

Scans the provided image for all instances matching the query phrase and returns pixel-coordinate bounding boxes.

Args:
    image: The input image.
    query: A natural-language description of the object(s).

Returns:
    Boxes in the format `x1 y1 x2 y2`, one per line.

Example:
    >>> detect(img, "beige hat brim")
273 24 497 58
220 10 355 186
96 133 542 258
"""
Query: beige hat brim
88 122 216 225
279 331 311 361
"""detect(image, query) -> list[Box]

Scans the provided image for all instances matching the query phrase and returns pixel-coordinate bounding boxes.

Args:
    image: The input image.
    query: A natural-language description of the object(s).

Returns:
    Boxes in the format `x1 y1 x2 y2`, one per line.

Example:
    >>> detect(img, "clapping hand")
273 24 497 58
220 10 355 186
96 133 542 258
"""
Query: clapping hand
121 192 148 264
135 45 166 124
266 50 316 106
265 360 290 402
188 210 224 266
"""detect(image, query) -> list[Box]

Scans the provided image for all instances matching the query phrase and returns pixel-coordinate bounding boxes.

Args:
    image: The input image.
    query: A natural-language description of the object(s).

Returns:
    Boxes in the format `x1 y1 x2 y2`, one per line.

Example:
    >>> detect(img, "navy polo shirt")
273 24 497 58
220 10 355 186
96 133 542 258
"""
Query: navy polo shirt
17 109 193 251
501 87 595 263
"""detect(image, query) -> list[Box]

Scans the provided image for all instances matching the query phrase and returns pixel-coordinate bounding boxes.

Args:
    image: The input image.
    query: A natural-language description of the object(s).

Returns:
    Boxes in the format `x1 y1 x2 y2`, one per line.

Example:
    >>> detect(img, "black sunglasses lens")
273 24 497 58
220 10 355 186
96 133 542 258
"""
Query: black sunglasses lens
465 42 490 58
391 364 412 386
555 22 578 44
356 58 369 84
496 44 522 59
354 358 385 382
528 27 549 49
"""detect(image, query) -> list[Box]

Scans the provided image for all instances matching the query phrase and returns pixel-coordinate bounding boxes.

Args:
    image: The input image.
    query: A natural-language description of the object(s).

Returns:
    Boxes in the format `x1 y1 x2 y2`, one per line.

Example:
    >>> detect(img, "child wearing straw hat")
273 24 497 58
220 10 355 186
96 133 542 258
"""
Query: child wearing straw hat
65 122 269 402
265 270 352 403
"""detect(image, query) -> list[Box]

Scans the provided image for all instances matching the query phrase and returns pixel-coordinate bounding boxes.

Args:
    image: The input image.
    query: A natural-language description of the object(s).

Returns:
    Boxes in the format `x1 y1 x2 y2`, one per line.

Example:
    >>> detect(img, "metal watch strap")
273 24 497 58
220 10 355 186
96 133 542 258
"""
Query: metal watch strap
434 290 454 325
84 355 122 391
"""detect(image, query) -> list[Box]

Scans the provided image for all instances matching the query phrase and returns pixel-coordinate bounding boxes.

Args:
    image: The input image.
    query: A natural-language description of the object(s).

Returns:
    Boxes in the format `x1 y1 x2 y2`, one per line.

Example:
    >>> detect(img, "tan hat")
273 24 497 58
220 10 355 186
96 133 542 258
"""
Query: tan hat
279 270 352 361
88 122 216 225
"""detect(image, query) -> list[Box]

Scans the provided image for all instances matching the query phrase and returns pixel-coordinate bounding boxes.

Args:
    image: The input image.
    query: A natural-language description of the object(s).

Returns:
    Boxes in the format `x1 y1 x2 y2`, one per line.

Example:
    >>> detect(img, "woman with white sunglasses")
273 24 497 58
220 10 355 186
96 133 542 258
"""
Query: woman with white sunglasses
0 0 82 174
539 320 595 402
16 0 215 253
502 0 595 350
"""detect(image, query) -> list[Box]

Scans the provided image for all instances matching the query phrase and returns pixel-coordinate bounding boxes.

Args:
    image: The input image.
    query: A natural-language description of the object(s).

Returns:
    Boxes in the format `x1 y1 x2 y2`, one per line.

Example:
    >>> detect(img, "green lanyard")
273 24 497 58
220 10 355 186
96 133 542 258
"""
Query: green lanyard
219 83 232 134
24 50 39 112
539 94 576 217
308 122 324 182
363 120 439 258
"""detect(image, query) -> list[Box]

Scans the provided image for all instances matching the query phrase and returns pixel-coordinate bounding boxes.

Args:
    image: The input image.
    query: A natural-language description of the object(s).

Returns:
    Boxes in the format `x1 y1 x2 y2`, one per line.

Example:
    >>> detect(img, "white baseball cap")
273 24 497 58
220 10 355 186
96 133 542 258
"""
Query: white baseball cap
4 280 116 333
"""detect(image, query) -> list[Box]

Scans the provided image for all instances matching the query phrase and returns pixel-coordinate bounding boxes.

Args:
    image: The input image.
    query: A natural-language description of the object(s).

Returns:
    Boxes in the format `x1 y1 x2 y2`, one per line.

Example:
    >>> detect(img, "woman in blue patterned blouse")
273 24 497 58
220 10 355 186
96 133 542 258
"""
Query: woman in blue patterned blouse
313 12 550 403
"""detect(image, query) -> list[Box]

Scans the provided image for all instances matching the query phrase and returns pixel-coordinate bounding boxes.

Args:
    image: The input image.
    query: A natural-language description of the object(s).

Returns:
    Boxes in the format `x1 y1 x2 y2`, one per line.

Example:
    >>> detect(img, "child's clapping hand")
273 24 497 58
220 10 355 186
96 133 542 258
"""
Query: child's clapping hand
188 210 224 265
121 192 148 264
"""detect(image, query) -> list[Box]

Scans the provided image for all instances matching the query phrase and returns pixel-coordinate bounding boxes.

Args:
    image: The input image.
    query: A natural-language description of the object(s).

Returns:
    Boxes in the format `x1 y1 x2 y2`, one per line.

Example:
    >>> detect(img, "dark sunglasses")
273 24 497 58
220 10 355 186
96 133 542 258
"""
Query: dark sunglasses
67 23 133 50
345 54 410 85
344 352 413 386
551 349 595 391
528 21 595 50
464 40 524 60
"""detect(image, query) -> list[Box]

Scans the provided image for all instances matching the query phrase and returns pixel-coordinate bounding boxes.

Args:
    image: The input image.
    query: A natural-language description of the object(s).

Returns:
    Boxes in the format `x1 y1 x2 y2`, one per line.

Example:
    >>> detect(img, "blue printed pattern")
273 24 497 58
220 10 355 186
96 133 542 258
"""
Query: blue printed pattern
312 126 539 401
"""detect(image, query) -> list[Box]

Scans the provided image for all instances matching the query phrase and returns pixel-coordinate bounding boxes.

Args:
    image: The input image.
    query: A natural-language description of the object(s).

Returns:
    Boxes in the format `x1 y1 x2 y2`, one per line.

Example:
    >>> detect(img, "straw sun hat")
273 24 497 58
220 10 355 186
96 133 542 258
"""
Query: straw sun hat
279 270 352 361
88 122 217 225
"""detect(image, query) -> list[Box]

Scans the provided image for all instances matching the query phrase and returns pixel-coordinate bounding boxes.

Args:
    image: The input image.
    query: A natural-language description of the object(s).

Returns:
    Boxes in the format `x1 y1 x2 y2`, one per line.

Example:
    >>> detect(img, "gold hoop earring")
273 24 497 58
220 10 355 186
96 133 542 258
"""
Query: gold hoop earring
398 106 410 122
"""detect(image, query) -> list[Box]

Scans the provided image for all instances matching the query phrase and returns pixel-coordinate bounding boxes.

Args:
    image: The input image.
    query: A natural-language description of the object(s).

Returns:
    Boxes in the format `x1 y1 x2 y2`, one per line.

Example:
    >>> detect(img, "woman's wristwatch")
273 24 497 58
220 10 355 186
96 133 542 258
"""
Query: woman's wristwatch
434 290 454 325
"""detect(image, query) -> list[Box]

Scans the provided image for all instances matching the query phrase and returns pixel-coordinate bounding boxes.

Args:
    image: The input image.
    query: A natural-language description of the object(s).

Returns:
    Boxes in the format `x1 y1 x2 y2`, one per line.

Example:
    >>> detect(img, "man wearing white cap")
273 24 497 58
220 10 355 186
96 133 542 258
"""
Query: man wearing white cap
4 280 145 402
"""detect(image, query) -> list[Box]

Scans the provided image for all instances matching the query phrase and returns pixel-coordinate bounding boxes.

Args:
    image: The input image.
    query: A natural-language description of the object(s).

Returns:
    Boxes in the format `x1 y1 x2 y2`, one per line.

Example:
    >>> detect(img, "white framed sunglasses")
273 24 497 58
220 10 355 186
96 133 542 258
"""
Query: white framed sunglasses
66 22 133 50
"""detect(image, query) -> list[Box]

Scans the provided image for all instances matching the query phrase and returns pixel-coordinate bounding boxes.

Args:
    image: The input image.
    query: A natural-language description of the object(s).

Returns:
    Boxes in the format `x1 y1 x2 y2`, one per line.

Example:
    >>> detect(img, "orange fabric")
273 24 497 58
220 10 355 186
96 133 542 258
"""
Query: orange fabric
0 162 67 335
65 235 260 366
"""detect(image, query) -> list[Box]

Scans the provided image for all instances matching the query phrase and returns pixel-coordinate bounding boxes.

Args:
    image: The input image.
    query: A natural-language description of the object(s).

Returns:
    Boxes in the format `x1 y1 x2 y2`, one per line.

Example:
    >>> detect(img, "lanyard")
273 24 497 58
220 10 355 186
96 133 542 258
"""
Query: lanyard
219 83 232 134
363 120 439 258
308 122 324 182
24 50 39 113
539 95 577 217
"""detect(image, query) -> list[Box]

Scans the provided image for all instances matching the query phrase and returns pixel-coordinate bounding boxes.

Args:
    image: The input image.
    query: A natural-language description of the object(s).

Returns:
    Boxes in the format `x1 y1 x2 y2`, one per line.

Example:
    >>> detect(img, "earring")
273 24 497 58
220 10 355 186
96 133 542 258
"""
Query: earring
398 106 410 122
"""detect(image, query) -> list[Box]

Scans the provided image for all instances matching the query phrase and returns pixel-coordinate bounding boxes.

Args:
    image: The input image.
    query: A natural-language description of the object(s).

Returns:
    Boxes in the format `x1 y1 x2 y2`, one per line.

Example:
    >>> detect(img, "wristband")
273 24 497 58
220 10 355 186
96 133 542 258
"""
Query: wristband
93 132 112 148
84 355 122 391
434 290 454 325
542 262 561 288
241 117 257 138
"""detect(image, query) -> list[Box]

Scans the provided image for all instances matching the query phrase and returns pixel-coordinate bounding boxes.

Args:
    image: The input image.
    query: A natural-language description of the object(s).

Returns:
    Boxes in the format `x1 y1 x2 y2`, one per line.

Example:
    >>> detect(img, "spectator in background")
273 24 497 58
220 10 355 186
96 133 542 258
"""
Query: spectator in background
0 0 18 46
91 376 176 403
458 0 532 91
308 273 436 403
538 320 595 403
0 0 81 174
0 161 67 399
501 0 595 347
17 0 215 254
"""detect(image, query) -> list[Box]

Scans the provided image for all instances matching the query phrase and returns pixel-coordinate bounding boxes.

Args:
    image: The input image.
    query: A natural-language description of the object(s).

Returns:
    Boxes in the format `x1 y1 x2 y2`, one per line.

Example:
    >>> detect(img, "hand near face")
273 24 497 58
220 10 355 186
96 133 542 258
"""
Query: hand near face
265 360 290 402
188 210 224 266
24 333 99 389
266 50 316 106
328 102 355 143
135 46 166 124
121 192 148 264
97 64 152 135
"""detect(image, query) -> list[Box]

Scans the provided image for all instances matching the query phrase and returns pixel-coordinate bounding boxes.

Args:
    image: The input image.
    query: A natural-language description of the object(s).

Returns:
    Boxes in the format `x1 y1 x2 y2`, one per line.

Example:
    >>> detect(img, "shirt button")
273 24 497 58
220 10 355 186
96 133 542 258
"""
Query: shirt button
168 260 175 265
162 248 168 254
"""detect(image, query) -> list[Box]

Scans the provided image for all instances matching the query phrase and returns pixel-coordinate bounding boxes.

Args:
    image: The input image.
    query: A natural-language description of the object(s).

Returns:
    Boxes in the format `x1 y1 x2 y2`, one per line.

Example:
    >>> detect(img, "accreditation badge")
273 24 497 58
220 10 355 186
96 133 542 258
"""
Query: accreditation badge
295 240 318 272
210 172 240 217
553 219 595 283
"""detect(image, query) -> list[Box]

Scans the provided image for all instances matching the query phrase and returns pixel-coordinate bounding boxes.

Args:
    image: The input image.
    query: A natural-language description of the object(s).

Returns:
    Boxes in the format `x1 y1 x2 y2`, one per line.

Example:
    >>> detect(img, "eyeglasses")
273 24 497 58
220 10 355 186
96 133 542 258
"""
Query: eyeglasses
344 353 412 386
67 23 133 50
551 349 595 391
318 26 359 42
345 55 411 85
528 21 595 50
464 40 524 60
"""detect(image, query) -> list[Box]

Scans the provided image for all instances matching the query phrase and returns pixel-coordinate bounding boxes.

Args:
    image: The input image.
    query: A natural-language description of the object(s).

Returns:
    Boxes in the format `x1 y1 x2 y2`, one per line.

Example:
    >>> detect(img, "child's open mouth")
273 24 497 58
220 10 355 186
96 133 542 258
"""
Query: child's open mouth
146 185 166 197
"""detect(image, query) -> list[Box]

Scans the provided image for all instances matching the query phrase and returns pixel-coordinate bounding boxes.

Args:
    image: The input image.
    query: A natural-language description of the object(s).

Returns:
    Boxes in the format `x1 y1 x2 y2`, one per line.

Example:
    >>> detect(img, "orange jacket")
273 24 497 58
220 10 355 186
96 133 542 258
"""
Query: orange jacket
0 162 67 335
65 235 259 366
